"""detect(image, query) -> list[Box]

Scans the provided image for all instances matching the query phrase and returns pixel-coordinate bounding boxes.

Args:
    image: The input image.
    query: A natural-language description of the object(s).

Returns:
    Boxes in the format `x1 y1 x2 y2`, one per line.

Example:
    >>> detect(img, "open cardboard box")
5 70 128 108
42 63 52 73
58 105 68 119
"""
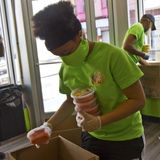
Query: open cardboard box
139 62 160 98
9 114 99 160
10 136 99 160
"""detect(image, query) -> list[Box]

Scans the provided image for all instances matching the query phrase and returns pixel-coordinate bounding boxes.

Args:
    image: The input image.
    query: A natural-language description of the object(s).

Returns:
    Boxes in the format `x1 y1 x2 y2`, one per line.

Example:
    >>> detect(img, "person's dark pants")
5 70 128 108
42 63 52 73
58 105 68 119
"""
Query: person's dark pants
81 132 144 160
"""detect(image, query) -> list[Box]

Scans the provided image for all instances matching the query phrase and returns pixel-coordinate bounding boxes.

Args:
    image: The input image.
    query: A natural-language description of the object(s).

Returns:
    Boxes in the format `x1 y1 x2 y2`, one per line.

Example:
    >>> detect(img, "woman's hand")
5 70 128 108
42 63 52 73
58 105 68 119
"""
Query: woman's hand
76 111 101 132
27 122 52 146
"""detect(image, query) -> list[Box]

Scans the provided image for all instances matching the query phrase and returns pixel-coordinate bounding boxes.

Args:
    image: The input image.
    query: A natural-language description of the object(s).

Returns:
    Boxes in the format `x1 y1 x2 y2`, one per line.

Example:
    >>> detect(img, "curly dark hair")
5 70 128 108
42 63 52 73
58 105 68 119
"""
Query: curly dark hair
32 1 82 51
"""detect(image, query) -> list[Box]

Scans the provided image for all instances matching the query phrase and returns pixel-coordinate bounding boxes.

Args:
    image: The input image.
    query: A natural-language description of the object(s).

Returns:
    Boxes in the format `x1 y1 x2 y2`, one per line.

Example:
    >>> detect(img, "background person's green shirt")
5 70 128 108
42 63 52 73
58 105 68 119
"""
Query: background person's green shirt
122 22 145 63
59 42 144 141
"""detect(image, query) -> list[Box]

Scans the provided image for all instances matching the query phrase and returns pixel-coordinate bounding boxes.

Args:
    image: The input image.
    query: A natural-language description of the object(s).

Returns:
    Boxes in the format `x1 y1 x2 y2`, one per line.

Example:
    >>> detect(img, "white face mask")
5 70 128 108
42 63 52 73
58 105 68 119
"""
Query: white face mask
145 28 151 36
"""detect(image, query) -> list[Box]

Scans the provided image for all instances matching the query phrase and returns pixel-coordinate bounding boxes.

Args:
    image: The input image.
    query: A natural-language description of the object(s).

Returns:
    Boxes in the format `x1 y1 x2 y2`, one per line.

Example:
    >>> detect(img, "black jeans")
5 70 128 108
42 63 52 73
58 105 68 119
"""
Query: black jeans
81 132 144 160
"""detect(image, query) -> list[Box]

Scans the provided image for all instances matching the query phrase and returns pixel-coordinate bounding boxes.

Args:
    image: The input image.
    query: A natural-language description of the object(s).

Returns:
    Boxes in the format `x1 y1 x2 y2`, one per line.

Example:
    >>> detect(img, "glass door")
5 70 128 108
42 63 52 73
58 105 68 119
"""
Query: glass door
31 0 87 113
32 0 66 113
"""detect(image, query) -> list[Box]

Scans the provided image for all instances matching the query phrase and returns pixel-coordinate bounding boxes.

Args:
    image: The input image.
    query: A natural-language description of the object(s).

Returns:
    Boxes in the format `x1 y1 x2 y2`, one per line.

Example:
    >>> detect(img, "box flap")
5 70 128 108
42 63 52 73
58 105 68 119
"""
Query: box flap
59 136 99 160
51 128 81 146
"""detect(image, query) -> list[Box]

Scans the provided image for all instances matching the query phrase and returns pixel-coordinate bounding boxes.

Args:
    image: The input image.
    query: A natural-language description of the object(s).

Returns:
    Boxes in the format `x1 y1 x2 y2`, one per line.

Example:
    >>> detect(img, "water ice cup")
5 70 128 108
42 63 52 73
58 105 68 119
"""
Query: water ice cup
71 88 101 115
73 97 97 110
27 124 52 145
85 104 101 115
71 88 95 103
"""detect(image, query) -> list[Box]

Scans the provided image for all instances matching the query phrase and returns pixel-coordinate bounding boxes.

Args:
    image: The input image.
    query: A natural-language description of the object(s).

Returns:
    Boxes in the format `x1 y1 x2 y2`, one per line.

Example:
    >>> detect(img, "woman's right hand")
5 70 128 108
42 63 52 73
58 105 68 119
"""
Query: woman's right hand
27 122 52 145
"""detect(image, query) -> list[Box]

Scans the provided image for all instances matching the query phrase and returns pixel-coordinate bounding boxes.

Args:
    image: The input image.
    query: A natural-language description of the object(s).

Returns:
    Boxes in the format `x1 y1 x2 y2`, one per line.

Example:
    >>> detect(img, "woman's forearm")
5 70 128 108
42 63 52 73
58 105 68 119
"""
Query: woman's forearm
100 99 144 126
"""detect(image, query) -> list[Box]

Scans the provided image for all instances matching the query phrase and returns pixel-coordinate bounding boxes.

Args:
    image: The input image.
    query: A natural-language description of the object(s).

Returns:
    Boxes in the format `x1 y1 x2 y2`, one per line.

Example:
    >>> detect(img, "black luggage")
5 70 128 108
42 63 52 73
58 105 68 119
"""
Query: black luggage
0 84 26 141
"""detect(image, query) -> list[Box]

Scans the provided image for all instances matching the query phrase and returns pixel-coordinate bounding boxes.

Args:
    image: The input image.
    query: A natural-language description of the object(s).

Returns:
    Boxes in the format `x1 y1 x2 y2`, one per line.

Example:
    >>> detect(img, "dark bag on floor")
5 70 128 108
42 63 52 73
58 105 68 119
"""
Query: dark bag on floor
0 84 26 141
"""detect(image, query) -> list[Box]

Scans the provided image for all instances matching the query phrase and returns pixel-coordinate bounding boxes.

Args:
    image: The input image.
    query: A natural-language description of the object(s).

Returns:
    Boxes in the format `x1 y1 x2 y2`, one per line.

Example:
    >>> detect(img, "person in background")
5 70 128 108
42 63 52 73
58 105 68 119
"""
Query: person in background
27 1 146 160
122 14 156 65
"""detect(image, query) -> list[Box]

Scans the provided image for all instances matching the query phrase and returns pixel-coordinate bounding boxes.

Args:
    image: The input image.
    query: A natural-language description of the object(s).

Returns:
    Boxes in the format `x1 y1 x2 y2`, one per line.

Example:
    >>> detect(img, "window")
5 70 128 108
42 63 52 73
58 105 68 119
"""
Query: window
75 0 87 38
0 0 22 87
143 0 160 61
94 0 110 42
0 16 9 86
127 0 138 26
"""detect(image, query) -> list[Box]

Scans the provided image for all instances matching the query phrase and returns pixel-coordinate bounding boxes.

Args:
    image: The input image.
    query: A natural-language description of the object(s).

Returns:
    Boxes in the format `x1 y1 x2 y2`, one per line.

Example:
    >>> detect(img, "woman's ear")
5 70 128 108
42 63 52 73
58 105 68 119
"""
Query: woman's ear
79 30 86 39
73 31 82 42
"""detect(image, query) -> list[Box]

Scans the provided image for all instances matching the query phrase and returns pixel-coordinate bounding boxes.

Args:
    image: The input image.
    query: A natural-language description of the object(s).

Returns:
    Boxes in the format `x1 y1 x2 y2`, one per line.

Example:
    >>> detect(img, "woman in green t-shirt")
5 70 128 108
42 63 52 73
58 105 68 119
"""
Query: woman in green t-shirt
27 1 146 160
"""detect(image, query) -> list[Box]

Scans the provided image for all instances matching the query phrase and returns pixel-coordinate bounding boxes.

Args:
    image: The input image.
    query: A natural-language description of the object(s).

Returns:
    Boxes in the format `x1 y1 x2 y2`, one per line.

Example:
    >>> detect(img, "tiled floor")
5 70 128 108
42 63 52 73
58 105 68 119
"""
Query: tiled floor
143 120 160 160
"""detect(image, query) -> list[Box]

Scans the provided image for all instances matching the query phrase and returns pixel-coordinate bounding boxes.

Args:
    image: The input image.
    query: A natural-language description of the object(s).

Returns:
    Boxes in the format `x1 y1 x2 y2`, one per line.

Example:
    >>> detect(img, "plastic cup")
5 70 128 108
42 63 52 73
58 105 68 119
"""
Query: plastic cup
71 88 95 103
73 97 97 110
71 88 101 115
85 104 101 115
28 128 49 145
142 44 150 53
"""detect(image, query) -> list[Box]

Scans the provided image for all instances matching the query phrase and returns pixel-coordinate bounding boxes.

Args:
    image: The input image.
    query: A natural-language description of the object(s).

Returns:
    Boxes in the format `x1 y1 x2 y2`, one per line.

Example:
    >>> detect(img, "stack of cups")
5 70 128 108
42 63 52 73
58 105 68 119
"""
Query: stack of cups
71 88 101 116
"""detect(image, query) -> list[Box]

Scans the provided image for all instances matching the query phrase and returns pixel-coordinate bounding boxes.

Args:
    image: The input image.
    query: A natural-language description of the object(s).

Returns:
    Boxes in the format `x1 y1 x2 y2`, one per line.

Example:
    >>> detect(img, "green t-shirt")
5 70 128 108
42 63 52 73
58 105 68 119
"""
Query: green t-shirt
59 42 144 141
122 22 145 63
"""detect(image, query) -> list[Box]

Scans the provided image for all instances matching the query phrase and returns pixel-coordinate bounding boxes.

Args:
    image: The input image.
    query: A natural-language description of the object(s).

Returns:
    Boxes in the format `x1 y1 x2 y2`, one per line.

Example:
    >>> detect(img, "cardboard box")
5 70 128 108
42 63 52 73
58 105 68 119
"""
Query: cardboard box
7 113 98 160
139 62 160 98
10 136 99 160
